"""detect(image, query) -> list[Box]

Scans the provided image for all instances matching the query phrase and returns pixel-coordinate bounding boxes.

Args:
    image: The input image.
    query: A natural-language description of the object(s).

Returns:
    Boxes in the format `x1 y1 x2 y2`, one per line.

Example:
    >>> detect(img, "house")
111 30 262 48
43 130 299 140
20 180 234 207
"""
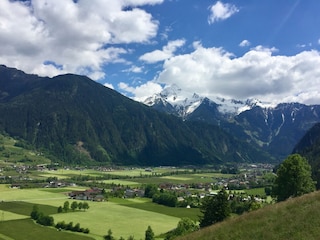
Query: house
69 188 105 201
124 189 145 198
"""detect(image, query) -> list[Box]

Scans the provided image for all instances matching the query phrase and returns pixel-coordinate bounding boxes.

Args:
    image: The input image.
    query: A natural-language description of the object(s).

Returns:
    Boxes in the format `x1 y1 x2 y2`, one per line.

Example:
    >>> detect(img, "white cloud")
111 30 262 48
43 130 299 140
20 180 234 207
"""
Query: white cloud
122 65 143 73
139 39 186 63
208 1 239 24
239 40 251 47
147 42 320 105
119 81 163 101
0 0 162 79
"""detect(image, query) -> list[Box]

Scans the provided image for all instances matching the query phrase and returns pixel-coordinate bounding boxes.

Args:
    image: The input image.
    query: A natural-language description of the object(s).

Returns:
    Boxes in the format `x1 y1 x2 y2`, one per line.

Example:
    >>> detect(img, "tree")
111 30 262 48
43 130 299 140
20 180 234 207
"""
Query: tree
78 202 83 211
30 205 40 220
145 225 154 240
63 201 70 212
104 229 115 240
36 215 54 226
165 218 199 240
144 184 158 198
57 206 63 213
71 201 78 211
82 202 89 211
73 223 81 232
199 188 230 228
272 154 316 202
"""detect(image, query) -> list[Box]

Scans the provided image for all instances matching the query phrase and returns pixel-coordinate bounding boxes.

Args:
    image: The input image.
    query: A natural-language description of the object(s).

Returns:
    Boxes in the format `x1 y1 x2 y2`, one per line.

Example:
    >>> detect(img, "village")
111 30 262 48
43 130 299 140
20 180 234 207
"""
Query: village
0 162 275 210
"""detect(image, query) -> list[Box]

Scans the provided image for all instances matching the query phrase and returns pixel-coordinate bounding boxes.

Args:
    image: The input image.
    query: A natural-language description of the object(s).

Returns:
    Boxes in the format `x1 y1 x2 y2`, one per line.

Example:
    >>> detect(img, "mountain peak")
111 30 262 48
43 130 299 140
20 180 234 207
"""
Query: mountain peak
143 85 275 117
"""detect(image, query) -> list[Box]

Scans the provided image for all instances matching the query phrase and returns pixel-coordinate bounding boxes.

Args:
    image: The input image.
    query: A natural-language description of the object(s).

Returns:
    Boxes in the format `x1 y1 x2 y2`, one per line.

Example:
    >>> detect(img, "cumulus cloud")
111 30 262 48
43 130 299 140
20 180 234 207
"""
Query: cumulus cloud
148 42 320 105
119 81 163 101
139 39 186 63
208 1 239 24
122 65 143 73
0 0 162 79
239 40 251 47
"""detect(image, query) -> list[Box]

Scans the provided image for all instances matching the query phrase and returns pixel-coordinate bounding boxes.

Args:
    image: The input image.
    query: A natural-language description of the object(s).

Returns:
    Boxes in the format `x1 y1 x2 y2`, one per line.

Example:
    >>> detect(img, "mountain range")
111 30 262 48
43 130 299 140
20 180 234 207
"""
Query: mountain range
0 65 271 166
144 85 320 161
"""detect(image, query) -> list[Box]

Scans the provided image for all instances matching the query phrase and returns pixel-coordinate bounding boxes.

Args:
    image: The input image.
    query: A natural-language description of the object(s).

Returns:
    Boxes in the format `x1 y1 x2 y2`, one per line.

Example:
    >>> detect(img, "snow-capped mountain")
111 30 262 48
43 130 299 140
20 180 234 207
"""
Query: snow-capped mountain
143 84 274 118
143 85 320 162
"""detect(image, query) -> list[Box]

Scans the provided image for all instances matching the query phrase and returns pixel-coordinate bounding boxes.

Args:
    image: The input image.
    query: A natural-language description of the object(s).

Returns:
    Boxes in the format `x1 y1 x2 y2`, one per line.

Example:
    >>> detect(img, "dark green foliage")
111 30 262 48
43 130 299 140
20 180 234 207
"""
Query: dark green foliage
229 197 259 215
56 221 89 234
145 225 155 240
165 218 199 240
78 202 83 210
82 202 89 211
36 214 54 226
272 154 315 202
63 201 70 212
57 206 63 213
144 184 159 198
30 205 40 220
199 188 230 228
71 201 78 211
152 192 177 207
293 123 320 189
104 229 115 240
30 205 54 227
0 65 271 166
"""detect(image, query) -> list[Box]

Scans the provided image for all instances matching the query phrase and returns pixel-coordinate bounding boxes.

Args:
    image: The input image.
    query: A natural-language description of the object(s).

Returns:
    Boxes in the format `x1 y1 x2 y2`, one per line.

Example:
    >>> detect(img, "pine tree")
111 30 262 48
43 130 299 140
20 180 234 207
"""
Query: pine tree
145 225 155 240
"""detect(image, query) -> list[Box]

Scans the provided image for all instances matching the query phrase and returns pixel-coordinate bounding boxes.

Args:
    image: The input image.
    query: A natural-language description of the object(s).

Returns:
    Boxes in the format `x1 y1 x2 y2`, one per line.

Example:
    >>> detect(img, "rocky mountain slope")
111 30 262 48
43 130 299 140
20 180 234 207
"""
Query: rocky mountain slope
144 85 320 161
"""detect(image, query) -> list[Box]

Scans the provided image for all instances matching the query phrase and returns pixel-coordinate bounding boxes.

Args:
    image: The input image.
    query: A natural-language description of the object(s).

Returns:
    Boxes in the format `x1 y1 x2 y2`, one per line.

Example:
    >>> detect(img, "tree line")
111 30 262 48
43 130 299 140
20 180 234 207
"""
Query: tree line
30 201 91 234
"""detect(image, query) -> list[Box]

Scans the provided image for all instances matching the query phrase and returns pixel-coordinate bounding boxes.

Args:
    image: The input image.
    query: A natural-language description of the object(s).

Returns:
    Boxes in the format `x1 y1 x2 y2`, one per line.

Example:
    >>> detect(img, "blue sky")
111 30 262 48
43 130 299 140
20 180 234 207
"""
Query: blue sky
1 0 320 104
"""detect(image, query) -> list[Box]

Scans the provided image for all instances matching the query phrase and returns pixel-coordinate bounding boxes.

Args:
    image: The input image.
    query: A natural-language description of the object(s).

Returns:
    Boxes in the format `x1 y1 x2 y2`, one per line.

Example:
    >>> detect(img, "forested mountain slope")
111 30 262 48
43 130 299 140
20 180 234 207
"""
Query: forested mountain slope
293 122 320 188
0 65 271 166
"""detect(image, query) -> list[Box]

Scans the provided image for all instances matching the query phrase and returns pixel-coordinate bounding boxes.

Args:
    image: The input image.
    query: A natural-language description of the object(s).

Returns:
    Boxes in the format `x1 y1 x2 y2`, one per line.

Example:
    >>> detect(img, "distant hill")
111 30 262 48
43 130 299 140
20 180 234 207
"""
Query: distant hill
178 191 320 240
0 65 272 166
293 122 320 188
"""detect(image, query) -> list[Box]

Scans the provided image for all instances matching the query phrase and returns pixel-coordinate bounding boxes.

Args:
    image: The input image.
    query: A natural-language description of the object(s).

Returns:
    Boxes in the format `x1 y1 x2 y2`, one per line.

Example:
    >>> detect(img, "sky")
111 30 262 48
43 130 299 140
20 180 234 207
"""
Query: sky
1 0 320 105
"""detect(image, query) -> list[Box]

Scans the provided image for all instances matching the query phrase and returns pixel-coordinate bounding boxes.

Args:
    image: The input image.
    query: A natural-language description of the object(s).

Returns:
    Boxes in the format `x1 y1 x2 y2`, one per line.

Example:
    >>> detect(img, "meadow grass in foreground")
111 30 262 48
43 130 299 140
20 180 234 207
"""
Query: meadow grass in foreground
178 191 320 240
0 219 94 240
0 187 181 239
51 200 180 239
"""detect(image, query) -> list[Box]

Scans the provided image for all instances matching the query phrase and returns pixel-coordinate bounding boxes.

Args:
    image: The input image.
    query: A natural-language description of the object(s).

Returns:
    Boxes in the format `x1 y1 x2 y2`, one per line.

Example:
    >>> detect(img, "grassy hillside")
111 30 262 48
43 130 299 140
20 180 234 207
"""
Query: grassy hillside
178 191 320 240
0 133 51 166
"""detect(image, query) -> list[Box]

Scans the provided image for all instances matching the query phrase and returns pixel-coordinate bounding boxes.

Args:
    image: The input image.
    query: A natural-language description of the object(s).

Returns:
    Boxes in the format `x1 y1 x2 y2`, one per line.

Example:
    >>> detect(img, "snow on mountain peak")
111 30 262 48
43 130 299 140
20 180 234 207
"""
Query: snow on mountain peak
143 84 276 117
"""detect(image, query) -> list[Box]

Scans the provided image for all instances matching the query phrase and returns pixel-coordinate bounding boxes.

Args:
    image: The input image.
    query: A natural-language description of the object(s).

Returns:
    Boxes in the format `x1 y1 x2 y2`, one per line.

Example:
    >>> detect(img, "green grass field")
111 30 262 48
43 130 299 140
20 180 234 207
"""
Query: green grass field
111 197 200 221
0 219 94 240
52 200 179 239
0 186 184 239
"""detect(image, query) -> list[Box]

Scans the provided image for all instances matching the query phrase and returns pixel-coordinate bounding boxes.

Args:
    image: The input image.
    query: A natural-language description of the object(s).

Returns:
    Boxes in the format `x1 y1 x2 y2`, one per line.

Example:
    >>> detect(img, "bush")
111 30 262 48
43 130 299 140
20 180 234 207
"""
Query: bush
36 215 54 226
